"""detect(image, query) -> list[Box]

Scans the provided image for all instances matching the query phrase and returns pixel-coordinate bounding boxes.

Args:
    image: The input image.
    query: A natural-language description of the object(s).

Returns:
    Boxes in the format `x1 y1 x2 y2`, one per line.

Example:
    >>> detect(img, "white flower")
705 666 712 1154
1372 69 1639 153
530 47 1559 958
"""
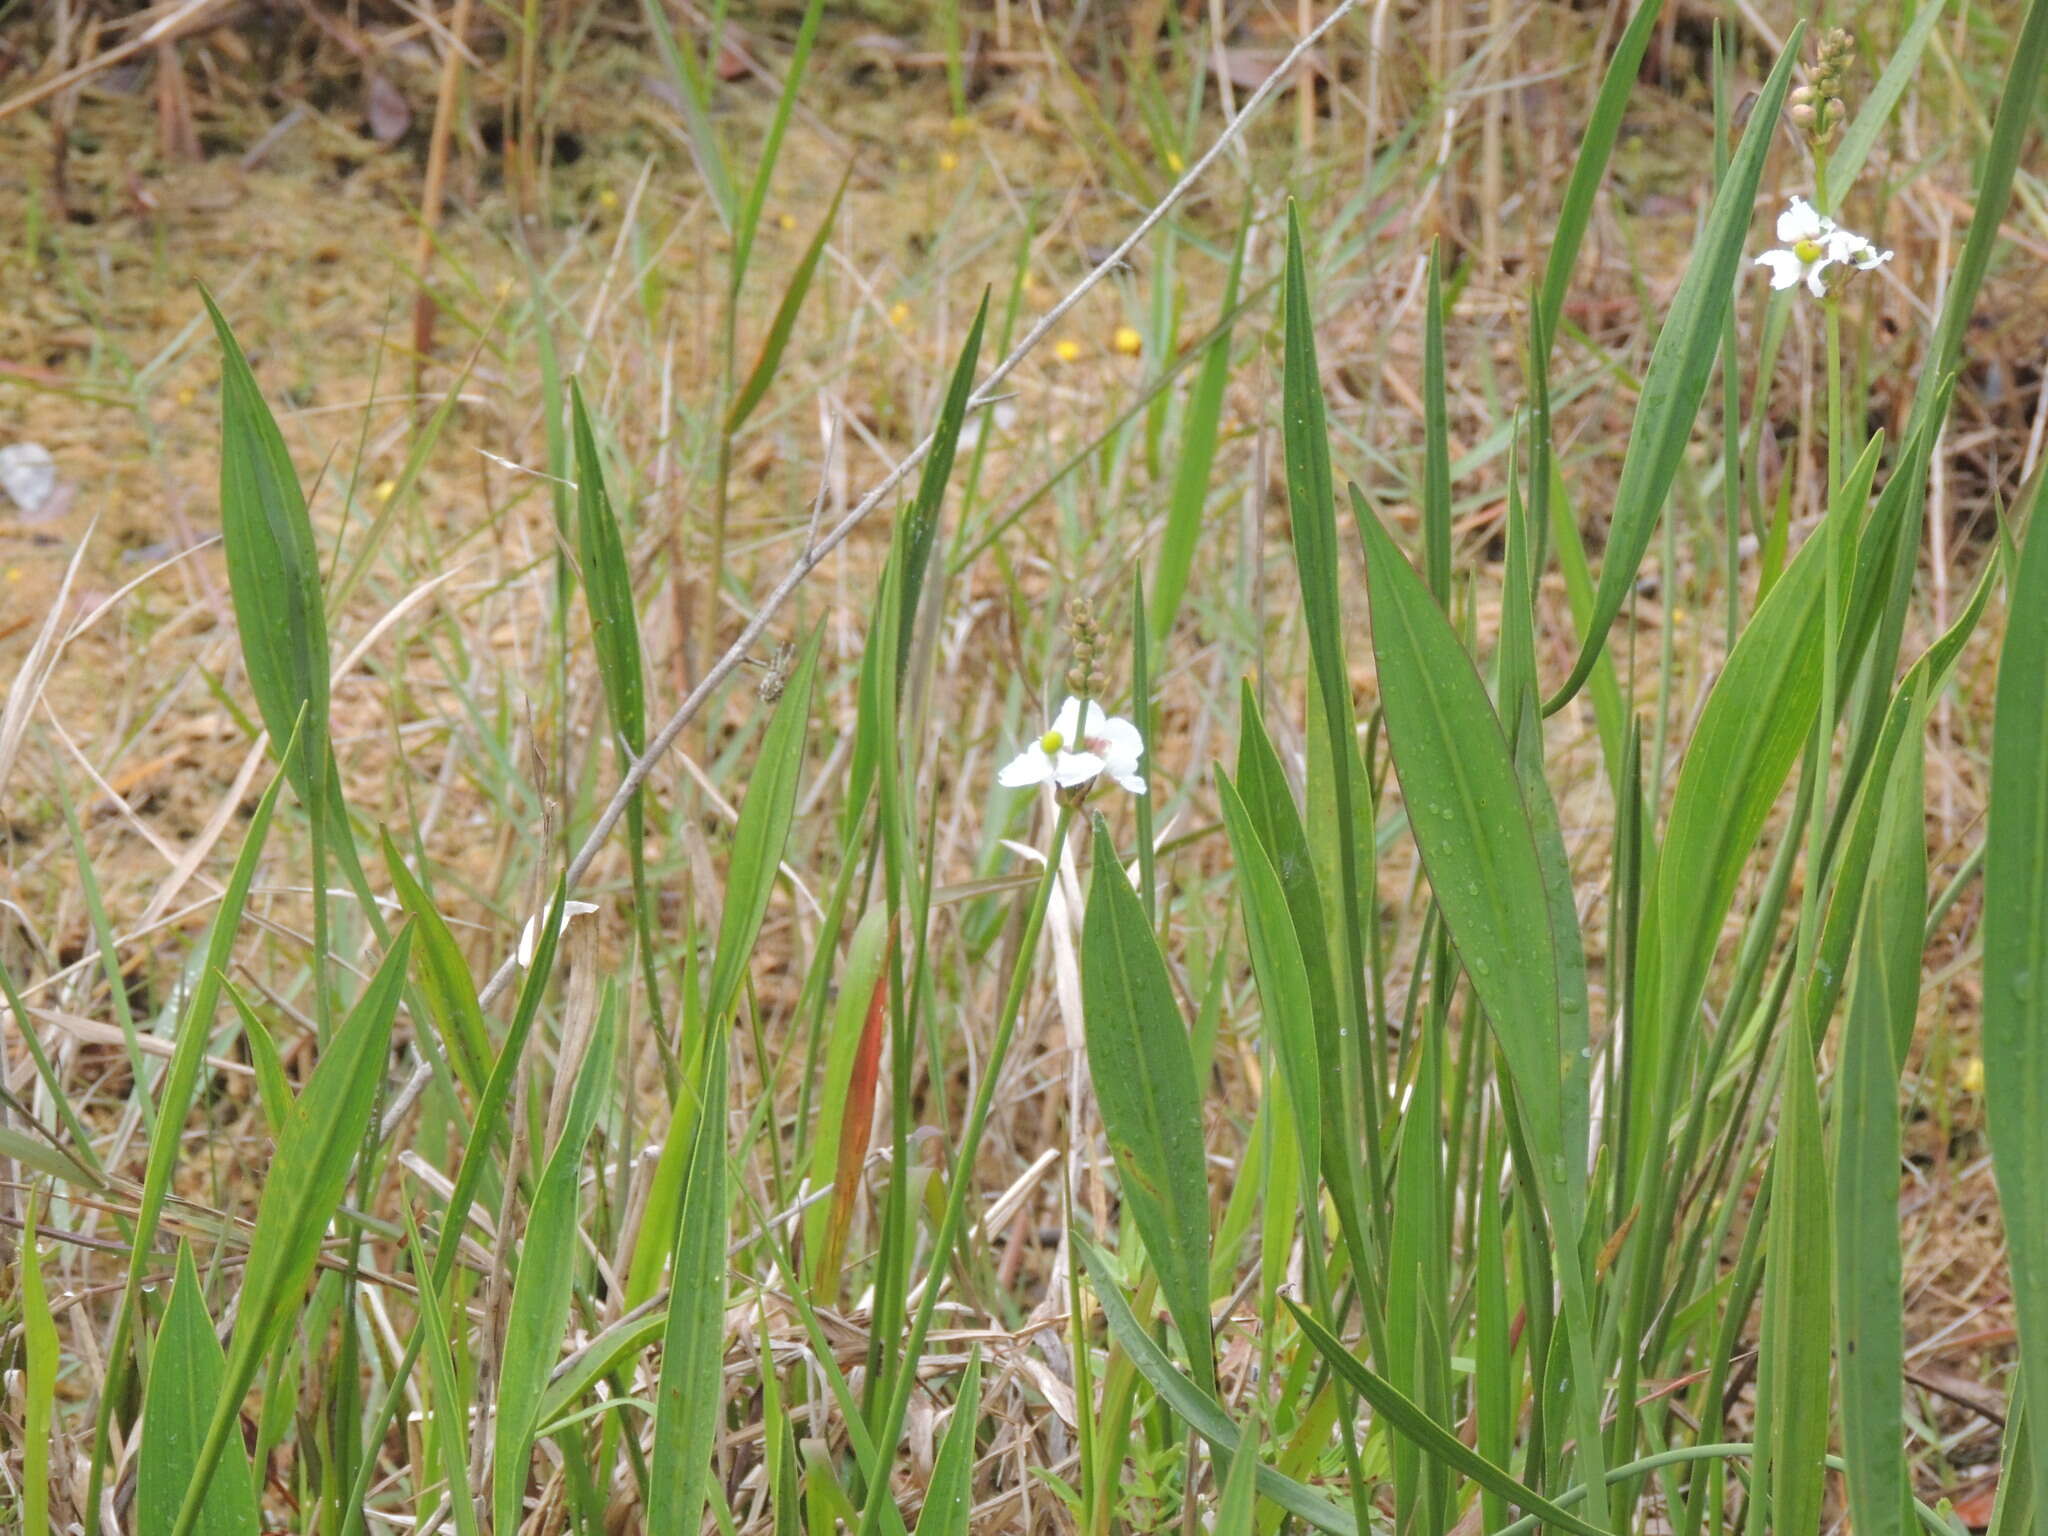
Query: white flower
517 899 600 968
997 695 1146 796
1754 196 1893 298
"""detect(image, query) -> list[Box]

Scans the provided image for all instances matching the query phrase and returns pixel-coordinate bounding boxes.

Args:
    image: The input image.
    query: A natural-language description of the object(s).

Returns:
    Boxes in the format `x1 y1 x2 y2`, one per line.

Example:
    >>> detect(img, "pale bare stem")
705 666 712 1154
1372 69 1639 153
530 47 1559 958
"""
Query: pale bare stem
379 0 1366 1138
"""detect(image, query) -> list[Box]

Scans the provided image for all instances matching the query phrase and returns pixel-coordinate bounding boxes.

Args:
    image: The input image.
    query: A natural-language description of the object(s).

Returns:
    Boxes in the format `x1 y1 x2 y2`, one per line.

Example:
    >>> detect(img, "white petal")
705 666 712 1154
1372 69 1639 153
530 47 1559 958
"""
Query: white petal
998 747 1055 787
1804 260 1834 299
1052 750 1106 787
1851 245 1893 271
1753 250 1804 290
516 900 600 969
1776 196 1824 243
1050 696 1084 741
1090 714 1144 761
1110 768 1148 795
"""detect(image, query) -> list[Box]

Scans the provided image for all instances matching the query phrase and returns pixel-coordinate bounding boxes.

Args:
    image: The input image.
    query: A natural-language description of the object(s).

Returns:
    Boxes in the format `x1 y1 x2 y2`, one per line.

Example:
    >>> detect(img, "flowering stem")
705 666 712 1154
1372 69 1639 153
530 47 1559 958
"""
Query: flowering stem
858 800 1077 1536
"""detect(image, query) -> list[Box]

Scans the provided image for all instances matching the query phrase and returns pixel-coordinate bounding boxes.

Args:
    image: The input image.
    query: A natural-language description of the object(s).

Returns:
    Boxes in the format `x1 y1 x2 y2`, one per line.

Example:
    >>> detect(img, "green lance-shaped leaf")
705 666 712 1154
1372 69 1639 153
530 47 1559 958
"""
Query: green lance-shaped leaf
21 1206 59 1536
1833 715 1925 1536
1072 1233 1357 1536
894 293 989 692
138 1245 261 1536
1080 814 1216 1397
1633 514 1828 1160
914 1350 983 1536
493 986 620 1533
1536 0 1667 343
202 291 331 806
382 831 493 1102
726 162 850 439
1828 0 1947 207
1286 1302 1611 1536
1351 485 1562 1161
570 382 646 756
649 1025 731 1536
1544 26 1803 712
1216 767 1320 1196
1152 208 1247 644
1984 500 2048 1525
172 927 414 1536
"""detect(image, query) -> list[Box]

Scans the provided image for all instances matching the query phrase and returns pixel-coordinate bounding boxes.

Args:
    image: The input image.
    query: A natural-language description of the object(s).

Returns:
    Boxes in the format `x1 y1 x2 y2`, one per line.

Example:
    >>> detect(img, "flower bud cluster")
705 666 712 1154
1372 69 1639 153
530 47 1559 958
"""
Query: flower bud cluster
1789 28 1854 145
1065 596 1102 699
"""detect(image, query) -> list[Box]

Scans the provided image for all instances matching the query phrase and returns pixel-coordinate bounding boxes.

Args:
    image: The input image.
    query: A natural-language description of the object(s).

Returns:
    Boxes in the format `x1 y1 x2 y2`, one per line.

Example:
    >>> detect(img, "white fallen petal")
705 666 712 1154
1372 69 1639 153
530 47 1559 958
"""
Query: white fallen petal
517 899 601 968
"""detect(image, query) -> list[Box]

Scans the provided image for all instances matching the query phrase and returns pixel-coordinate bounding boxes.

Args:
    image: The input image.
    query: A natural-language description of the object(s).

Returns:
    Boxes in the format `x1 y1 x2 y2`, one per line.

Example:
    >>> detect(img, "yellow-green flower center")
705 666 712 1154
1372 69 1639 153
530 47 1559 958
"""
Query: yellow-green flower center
1040 729 1064 753
1793 238 1825 263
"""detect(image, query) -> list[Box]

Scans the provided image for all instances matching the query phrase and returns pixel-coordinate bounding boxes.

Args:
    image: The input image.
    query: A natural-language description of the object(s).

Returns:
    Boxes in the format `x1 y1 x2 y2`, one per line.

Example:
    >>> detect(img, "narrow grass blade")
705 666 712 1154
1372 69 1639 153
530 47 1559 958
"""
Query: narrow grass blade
817 928 889 1297
1214 1412 1260 1536
403 1203 480 1536
1152 209 1246 644
1833 718 1925 1536
202 290 330 805
171 927 414 1536
1828 0 1948 205
1074 1234 1356 1536
571 381 646 759
21 1205 58 1536
382 832 492 1100
1537 0 1667 342
1544 28 1803 712
1286 1302 1610 1536
728 0 826 291
1422 240 1451 607
726 163 848 438
1080 814 1215 1395
649 1025 730 1536
139 1245 261 1536
914 1350 983 1536
641 0 734 228
1983 501 2048 1522
1987 1382 2034 1536
493 985 619 1533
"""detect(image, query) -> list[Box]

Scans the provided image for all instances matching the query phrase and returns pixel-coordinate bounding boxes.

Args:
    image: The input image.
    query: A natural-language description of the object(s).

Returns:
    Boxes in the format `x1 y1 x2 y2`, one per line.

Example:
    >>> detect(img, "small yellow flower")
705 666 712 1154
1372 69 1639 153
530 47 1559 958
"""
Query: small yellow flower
493 276 515 300
1112 325 1143 357
1053 339 1083 364
888 300 912 328
778 212 797 231
1165 149 1185 173
938 150 959 173
4 567 21 583
1962 1057 1986 1095
374 480 398 503
948 115 975 138
598 187 620 210
176 386 195 407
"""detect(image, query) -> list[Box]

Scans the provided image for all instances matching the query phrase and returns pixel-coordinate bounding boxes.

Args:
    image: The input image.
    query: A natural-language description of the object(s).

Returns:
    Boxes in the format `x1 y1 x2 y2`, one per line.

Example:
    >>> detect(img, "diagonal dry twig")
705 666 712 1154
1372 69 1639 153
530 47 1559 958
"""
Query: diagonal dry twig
380 0 1368 1136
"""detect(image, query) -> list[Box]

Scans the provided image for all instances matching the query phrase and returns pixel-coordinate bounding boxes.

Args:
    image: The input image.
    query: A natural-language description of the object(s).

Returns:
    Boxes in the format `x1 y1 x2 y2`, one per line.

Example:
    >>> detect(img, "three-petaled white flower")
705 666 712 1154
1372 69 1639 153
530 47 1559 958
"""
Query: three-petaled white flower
518 899 600 968
998 696 1146 796
1754 196 1893 298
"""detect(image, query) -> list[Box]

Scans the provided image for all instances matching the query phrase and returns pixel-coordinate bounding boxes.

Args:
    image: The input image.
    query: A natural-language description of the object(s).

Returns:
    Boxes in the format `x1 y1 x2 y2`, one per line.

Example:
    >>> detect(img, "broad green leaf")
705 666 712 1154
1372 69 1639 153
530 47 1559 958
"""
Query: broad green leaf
1833 719 1925 1536
803 906 891 1295
1286 1302 1610 1536
649 1025 730 1536
173 926 413 1536
914 1351 982 1536
1985 499 2048 1526
202 291 330 807
571 382 646 756
138 1245 260 1536
493 986 619 1533
1544 29 1803 711
1080 814 1215 1396
1073 1234 1357 1536
1351 484 1561 1159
